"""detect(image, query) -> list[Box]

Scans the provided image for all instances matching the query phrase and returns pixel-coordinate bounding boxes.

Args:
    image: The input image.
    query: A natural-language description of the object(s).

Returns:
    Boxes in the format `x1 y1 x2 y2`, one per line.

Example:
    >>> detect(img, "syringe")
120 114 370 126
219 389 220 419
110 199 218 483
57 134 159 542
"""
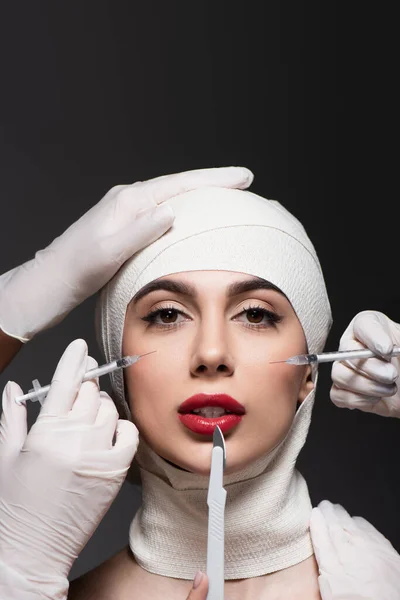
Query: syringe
270 346 400 366
15 351 156 405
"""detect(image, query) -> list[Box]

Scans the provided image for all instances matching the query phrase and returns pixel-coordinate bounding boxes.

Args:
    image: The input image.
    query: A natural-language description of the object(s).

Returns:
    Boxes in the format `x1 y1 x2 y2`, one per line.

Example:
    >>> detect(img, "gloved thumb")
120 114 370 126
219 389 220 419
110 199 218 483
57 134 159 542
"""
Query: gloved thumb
352 310 400 357
317 574 333 600
0 381 27 455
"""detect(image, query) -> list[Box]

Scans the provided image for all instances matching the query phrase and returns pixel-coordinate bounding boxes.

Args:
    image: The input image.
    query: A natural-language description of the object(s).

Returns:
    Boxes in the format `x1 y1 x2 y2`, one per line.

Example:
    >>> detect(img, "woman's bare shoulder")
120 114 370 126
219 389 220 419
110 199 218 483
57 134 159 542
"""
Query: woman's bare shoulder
68 546 135 600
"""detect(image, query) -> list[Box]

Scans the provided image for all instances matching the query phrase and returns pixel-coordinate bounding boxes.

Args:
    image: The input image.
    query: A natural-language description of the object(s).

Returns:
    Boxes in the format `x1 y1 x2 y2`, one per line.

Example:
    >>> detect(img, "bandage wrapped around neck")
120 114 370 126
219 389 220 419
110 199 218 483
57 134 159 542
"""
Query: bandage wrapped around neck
95 187 332 579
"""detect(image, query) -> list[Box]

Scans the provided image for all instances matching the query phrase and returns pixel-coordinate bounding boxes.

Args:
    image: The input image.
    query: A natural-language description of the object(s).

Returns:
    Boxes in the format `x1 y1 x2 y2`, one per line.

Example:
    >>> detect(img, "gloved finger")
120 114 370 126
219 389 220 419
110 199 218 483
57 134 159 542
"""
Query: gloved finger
331 361 397 396
352 516 396 551
330 385 383 411
331 362 397 398
69 356 101 424
319 502 358 536
137 166 254 206
366 397 400 418
335 333 397 376
332 389 400 417
84 355 100 387
115 203 175 264
42 339 88 417
109 419 139 468
335 356 398 385
90 392 120 449
310 506 342 574
352 311 395 358
186 571 208 599
0 381 27 455
316 575 333 600
316 502 360 568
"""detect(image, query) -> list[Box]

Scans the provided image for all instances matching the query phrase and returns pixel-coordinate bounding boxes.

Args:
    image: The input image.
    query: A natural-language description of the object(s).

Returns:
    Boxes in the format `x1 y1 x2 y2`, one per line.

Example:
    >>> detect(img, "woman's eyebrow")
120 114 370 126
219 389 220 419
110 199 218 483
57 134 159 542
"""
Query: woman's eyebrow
226 278 283 297
132 277 283 304
132 280 195 304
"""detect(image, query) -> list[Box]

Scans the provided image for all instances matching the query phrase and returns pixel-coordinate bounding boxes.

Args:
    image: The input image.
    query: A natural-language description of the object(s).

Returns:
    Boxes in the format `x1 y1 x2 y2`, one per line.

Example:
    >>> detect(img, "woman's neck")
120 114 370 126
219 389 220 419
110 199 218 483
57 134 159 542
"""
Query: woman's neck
129 390 318 581
129 436 315 580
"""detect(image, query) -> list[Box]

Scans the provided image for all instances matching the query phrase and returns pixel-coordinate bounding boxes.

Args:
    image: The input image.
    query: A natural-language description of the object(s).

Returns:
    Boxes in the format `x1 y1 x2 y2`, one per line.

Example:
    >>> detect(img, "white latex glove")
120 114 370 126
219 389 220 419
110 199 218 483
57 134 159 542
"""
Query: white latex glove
0 338 138 600
0 166 253 342
330 310 400 417
310 500 400 600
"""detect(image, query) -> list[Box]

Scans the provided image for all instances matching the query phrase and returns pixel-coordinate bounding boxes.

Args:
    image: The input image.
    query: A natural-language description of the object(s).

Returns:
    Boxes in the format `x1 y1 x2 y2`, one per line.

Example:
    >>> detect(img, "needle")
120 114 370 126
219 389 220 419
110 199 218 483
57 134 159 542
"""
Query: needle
270 346 400 365
15 351 157 404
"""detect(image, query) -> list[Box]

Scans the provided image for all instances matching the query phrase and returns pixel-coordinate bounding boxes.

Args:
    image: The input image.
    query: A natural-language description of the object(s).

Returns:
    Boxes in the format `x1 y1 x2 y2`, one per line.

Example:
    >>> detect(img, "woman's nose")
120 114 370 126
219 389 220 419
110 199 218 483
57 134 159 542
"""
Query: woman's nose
190 320 234 378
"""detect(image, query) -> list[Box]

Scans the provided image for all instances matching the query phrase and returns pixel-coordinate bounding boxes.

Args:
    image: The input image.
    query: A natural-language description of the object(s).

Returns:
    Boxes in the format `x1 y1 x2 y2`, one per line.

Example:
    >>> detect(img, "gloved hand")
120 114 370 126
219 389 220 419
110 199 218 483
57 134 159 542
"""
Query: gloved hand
0 338 138 600
310 500 400 600
330 310 400 417
0 166 253 342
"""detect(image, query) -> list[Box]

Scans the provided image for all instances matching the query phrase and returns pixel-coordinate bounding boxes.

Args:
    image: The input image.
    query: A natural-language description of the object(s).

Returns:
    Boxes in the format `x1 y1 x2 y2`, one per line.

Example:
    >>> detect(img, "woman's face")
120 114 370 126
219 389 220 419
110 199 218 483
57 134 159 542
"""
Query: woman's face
122 271 313 475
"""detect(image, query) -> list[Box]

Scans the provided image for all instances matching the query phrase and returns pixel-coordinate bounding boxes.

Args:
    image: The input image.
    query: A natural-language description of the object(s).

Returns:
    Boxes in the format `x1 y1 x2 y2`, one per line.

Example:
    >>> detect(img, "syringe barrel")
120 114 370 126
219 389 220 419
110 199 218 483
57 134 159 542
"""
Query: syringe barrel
82 360 119 381
316 347 400 363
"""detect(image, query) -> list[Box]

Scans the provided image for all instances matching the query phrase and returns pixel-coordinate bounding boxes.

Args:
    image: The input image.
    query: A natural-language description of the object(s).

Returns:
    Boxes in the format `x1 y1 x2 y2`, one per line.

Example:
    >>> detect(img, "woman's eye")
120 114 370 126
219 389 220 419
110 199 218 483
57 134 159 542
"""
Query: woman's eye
141 305 281 329
141 307 188 327
235 306 282 327
245 308 265 323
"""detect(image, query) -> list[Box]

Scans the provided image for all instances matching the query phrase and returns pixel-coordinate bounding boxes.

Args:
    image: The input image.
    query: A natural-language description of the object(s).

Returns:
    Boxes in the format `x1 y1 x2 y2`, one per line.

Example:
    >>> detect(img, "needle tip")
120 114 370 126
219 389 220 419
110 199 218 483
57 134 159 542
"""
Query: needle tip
121 351 157 368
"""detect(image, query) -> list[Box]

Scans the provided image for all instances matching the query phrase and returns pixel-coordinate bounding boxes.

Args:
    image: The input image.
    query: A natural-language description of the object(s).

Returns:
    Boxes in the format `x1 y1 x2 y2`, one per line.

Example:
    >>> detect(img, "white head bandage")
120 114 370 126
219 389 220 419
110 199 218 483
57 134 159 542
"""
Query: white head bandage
95 187 332 579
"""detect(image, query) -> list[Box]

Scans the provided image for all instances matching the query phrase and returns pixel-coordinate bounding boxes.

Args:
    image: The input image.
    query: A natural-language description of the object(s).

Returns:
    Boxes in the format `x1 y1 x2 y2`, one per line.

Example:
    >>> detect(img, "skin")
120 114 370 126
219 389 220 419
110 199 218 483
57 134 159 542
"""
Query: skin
122 270 314 476
0 327 22 372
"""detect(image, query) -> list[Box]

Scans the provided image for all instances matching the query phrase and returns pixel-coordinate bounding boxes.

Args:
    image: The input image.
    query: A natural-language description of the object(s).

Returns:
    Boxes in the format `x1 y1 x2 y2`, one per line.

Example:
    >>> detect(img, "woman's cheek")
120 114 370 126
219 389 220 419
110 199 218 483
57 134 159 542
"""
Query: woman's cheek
256 366 303 426
272 362 306 394
126 360 179 424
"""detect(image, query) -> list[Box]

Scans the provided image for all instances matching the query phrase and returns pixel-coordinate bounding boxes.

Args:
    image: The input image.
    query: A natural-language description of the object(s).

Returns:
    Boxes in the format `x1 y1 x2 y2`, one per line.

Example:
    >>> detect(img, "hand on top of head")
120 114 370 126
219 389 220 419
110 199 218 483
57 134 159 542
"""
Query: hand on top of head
0 167 253 343
330 310 400 417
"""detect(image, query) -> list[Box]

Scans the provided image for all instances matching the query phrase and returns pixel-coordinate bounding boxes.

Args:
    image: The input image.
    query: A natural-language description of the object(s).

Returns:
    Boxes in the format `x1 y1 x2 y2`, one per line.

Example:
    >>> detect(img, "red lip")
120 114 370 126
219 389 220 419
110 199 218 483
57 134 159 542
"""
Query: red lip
178 393 246 414
178 413 243 435
178 393 245 436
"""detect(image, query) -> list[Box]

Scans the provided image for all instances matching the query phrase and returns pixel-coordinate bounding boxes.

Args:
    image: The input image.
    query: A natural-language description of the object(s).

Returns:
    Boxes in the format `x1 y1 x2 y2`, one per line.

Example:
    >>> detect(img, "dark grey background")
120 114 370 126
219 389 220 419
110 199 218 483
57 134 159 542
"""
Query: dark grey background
0 1 398 581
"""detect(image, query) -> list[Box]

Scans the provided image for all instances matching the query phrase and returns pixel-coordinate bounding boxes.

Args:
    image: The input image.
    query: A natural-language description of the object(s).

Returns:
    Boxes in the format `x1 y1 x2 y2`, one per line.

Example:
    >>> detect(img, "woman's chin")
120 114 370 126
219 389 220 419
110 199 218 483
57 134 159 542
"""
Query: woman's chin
162 455 212 476
161 450 252 477
147 428 275 476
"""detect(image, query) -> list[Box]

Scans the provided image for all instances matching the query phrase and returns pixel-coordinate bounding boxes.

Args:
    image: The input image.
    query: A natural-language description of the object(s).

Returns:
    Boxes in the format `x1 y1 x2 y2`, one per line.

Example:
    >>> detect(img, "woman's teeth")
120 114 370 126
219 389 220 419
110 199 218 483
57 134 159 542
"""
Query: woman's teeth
191 407 232 418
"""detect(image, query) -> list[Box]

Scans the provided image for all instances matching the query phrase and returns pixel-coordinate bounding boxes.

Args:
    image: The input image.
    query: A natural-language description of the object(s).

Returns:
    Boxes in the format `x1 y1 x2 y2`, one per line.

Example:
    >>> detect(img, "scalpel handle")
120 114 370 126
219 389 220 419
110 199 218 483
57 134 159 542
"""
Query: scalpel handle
206 447 227 600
